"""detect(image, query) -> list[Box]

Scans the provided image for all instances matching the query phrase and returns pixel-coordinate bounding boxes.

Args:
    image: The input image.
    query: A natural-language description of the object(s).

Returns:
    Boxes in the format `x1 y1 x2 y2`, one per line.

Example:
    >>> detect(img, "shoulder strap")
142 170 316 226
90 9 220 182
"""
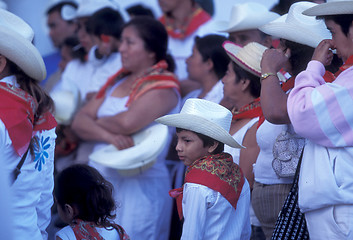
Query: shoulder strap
11 147 30 184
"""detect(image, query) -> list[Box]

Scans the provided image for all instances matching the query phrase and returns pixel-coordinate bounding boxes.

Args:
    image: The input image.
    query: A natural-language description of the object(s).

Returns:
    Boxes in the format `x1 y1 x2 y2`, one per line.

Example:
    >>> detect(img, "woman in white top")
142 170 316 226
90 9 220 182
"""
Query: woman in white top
222 41 264 240
72 17 180 240
0 9 57 240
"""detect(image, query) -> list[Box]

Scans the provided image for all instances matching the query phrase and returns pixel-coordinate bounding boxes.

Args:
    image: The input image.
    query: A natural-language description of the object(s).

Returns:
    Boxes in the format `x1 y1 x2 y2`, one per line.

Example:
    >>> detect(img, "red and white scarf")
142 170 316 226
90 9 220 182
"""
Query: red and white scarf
169 152 245 220
0 82 56 156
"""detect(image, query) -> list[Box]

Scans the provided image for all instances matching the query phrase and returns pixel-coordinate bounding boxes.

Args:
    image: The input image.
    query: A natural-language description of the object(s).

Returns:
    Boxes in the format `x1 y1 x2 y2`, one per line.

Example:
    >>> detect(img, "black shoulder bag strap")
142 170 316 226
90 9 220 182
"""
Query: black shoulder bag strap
11 147 30 184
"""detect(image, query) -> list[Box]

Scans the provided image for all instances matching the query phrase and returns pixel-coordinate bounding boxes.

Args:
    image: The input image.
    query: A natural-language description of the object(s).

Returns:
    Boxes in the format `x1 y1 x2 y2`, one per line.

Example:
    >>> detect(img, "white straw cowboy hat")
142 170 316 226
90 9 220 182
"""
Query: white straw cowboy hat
216 2 280 33
156 98 243 148
223 41 287 82
259 1 332 48
68 0 119 20
304 0 353 16
89 124 169 176
0 9 46 81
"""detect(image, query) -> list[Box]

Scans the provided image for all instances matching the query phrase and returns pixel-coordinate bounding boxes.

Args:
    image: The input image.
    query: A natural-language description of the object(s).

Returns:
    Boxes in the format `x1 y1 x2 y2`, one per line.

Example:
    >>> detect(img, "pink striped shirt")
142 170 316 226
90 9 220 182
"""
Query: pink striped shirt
288 60 353 147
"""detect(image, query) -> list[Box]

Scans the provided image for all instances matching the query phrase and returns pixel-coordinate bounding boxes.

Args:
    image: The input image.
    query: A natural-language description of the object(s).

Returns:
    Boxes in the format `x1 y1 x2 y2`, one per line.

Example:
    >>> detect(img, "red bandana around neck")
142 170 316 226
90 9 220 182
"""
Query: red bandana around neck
96 60 180 107
232 97 263 122
159 7 211 39
0 82 57 156
169 152 245 220
334 55 353 78
71 219 130 240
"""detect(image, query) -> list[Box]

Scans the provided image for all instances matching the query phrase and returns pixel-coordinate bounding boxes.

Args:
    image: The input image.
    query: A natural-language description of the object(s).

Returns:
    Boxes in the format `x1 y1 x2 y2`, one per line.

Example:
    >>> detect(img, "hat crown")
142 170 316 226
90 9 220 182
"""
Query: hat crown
0 9 34 42
180 98 232 133
286 2 319 27
223 41 267 76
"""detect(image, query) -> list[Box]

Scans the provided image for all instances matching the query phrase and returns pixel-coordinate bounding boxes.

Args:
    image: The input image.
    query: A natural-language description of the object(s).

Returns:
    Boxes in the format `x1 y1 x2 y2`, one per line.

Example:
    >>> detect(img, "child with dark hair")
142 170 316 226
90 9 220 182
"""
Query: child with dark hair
156 98 251 239
86 7 124 58
54 164 130 240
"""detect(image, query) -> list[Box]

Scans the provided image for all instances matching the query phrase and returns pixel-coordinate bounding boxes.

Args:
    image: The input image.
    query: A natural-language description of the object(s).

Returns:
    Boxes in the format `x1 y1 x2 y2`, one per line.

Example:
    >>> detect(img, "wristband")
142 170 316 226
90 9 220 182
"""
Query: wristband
261 72 277 81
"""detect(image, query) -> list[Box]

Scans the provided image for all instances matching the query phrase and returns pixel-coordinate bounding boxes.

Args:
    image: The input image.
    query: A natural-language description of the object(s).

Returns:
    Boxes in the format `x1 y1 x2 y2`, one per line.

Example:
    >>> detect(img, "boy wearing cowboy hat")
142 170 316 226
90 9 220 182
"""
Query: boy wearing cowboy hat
156 98 251 239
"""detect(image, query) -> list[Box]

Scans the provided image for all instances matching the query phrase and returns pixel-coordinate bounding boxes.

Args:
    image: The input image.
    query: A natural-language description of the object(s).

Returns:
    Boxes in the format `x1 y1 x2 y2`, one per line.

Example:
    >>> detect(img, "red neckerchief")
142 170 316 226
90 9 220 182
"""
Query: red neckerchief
169 152 245 220
334 55 353 78
232 97 262 122
0 82 56 156
71 219 131 240
159 7 211 39
96 60 180 107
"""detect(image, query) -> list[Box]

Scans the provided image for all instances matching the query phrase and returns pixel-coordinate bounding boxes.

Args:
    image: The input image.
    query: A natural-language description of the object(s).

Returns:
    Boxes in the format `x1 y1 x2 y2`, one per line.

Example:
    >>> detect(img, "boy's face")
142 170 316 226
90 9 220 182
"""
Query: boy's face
176 130 211 166
96 35 120 57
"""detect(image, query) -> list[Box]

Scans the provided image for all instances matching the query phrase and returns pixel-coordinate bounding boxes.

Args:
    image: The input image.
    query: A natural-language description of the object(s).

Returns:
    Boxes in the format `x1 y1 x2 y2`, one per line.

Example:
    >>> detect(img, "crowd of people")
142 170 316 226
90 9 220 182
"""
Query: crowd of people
1 0 353 239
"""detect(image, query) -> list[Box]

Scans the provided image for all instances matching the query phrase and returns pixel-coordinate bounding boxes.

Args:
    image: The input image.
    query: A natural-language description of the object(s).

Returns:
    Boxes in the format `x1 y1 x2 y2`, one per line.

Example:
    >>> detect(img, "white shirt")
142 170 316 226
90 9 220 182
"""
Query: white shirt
52 46 122 103
168 19 219 81
182 80 224 105
181 181 251 240
254 120 294 185
0 76 57 240
225 118 259 164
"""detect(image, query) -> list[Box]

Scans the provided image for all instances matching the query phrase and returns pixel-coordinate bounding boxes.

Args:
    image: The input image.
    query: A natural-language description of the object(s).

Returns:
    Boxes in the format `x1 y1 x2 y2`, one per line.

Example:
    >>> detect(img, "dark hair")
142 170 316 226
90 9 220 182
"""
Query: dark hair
318 14 353 36
86 8 125 39
176 128 224 154
282 39 315 76
62 36 86 62
271 0 301 15
46 1 77 24
123 16 175 72
194 34 229 79
7 60 55 155
54 164 116 228
231 62 261 98
126 4 155 18
195 0 214 16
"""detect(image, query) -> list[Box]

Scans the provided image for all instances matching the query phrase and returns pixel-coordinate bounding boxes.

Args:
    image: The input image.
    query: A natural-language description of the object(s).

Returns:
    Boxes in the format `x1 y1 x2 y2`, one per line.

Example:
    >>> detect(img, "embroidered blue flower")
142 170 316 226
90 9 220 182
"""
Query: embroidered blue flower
34 136 51 171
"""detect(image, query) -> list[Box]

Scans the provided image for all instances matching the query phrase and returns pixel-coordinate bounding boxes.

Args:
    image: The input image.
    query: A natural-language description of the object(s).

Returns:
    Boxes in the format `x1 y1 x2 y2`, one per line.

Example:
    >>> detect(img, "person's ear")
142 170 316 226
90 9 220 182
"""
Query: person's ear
241 79 250 92
64 203 77 219
205 58 214 72
0 55 8 74
207 141 219 153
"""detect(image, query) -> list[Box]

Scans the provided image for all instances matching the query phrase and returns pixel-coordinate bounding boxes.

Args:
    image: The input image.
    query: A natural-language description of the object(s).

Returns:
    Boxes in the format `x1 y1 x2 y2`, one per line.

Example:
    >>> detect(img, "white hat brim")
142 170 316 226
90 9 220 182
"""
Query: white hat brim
303 1 353 16
0 27 46 81
156 113 243 148
89 124 169 176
